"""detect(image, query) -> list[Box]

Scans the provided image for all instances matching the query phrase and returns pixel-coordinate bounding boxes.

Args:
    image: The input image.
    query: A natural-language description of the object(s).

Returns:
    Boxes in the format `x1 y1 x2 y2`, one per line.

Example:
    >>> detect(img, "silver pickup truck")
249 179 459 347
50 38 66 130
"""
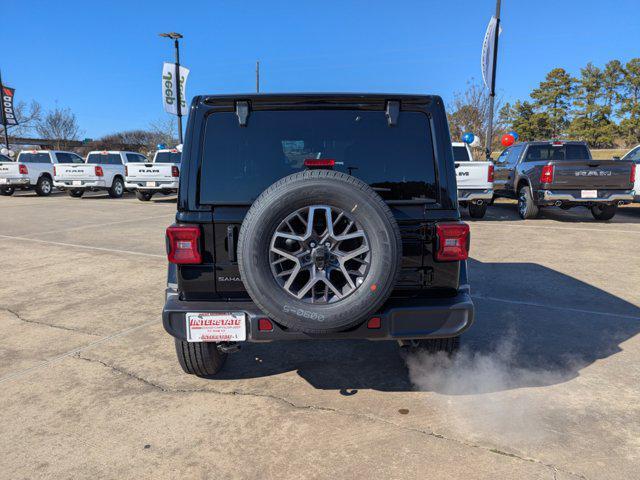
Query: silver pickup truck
124 148 181 201
1 150 84 196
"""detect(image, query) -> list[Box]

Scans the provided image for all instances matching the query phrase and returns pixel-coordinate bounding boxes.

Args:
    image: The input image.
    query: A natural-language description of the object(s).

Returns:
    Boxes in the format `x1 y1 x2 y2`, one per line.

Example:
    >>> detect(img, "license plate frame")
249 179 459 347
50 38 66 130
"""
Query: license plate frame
146 181 156 187
581 189 598 199
0 178 7 184
72 180 82 186
185 312 246 342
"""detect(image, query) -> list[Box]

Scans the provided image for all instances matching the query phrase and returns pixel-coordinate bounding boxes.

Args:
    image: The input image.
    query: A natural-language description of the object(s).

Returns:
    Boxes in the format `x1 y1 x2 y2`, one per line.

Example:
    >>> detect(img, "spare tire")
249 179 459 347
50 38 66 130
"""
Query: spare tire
237 170 402 334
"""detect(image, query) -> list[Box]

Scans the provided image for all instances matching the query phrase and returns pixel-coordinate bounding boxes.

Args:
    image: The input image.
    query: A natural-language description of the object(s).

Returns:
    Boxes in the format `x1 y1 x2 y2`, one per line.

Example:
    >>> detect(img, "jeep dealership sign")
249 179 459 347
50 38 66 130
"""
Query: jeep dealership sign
2 87 18 126
162 62 189 116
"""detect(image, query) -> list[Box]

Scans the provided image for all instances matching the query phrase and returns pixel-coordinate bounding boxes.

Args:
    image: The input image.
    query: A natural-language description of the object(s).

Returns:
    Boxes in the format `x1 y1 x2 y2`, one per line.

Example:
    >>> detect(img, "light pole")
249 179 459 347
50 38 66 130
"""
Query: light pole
159 32 184 144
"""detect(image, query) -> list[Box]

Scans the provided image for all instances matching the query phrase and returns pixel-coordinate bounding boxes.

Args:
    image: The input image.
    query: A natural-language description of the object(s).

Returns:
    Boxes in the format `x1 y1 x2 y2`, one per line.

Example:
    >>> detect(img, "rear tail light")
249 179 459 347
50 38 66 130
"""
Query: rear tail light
125 165 128 176
171 165 180 177
487 164 494 183
166 225 202 264
540 165 554 184
19 164 28 175
95 166 104 177
435 222 470 261
631 164 636 184
304 158 335 168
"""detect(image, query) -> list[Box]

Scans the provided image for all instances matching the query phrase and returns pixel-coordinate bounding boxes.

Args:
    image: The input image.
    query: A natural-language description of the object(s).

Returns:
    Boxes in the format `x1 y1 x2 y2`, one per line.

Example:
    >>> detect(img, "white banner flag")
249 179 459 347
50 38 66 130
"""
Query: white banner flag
162 62 189 115
481 16 498 91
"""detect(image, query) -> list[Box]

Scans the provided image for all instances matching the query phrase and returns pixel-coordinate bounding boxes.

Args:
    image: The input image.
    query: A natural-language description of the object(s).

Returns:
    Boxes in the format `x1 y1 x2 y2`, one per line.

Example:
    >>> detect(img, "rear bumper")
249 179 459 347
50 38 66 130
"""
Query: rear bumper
538 189 634 205
0 177 30 186
458 188 493 203
162 290 474 342
124 179 179 191
54 179 107 189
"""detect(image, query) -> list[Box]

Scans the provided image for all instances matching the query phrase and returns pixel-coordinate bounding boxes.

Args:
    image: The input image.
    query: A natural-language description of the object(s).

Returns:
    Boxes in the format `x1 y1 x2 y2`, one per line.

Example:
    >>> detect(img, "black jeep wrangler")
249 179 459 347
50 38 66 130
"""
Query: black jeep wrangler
163 93 473 376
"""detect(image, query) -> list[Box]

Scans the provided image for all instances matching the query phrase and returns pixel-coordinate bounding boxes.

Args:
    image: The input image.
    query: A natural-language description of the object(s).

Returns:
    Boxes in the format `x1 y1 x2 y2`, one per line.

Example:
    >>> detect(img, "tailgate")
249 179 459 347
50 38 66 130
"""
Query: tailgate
55 164 96 179
550 161 633 189
455 161 491 188
0 162 21 177
127 163 174 180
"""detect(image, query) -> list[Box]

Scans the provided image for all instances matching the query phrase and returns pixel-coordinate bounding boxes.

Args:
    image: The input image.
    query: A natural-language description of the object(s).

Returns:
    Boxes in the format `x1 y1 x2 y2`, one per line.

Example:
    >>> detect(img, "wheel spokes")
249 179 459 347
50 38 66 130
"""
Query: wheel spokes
269 205 370 304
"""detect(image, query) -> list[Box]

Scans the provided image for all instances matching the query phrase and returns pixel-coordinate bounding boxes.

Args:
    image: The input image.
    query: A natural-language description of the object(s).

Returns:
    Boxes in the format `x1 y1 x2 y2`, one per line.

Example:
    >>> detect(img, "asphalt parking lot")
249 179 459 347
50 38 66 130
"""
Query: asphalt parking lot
1 191 639 480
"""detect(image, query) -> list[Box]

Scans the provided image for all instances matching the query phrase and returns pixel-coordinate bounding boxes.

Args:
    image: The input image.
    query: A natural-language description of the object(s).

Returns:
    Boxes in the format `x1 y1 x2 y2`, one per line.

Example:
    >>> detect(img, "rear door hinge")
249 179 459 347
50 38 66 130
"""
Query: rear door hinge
236 101 250 126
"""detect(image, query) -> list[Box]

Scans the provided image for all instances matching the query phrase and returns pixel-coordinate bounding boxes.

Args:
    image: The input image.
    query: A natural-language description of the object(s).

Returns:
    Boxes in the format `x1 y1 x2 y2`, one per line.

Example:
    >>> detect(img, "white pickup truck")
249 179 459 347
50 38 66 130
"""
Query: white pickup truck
621 144 640 202
452 142 494 218
54 150 147 198
0 150 84 196
124 148 181 201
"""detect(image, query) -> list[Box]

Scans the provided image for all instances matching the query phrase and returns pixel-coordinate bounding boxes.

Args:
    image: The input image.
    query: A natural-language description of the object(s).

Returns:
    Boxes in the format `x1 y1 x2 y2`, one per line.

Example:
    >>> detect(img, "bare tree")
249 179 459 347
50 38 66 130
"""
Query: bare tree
0 100 42 138
447 80 504 158
35 107 82 149
149 117 179 147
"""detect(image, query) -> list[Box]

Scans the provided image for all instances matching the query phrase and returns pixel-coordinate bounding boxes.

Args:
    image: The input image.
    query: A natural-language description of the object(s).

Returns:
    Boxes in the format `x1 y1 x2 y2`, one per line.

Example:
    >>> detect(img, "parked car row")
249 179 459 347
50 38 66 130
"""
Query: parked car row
0 148 182 200
454 140 637 221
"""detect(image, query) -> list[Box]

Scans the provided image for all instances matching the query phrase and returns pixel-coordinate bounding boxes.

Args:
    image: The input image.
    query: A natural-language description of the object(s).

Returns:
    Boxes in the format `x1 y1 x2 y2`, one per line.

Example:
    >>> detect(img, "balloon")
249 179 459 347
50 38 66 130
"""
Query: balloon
508 130 519 141
0 148 7 156
8 150 15 157
470 136 481 147
462 132 475 144
157 143 167 150
501 134 515 147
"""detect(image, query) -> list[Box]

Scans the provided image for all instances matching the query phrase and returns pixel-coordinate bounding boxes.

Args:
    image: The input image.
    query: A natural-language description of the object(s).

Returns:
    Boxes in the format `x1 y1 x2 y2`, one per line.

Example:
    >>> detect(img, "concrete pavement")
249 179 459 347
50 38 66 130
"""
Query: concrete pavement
1 190 638 479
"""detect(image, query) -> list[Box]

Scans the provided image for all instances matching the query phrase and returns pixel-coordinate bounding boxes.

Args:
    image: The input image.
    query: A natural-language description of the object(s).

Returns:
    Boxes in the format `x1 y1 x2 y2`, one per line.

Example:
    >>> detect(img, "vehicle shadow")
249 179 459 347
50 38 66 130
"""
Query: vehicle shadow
151 196 177 203
214 258 640 393
76 192 136 199
471 201 640 224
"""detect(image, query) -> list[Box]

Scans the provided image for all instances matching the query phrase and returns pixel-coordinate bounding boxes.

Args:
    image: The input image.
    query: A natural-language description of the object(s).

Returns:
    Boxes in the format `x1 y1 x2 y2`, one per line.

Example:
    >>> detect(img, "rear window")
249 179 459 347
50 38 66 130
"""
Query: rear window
200 110 437 204
452 145 471 162
524 144 590 161
0 154 11 162
56 152 84 164
155 151 181 163
87 153 122 165
19 152 51 163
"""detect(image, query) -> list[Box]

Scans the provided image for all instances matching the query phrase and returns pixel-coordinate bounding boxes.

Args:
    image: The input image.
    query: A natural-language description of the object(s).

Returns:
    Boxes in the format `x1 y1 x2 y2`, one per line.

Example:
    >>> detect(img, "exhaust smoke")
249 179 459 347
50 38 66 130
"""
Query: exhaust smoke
404 331 579 444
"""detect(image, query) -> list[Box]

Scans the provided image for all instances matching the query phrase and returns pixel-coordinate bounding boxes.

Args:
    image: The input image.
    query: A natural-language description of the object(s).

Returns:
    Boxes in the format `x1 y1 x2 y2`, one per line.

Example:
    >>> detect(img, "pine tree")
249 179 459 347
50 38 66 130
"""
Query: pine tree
499 101 552 141
530 68 575 137
602 59 624 117
619 58 640 145
568 63 616 147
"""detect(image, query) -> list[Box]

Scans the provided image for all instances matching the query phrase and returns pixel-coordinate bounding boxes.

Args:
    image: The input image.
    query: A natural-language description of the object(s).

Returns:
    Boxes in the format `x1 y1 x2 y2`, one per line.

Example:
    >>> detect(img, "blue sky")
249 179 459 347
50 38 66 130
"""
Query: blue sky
4 0 639 138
